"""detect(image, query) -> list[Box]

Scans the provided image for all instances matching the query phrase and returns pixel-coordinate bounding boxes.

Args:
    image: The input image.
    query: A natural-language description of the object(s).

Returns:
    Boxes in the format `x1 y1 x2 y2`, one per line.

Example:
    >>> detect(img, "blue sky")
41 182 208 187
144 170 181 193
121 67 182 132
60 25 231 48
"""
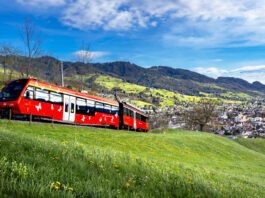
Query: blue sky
1 0 265 83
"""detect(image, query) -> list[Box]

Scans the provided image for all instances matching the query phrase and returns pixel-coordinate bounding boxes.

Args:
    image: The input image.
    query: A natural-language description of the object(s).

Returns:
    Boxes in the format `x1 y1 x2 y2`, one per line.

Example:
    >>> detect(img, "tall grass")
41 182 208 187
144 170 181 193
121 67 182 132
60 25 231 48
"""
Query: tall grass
0 121 264 197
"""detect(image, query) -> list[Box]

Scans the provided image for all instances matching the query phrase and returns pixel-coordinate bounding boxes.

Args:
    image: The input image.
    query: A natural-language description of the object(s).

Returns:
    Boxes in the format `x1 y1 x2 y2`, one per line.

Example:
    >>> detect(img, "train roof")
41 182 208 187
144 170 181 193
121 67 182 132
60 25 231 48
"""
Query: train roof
26 78 119 106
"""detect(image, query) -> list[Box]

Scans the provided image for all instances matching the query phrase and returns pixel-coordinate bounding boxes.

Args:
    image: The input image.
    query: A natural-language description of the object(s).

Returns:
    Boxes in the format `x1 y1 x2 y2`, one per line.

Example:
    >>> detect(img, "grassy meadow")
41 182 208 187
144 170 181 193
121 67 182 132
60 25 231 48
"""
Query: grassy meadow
0 120 264 197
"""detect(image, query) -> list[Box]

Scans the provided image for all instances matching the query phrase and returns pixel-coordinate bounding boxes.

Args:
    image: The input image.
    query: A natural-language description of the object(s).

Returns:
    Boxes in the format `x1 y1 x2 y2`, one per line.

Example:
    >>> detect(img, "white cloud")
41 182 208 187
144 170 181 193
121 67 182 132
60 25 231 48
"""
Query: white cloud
74 50 110 60
231 65 265 72
61 0 150 30
193 67 227 78
16 0 66 7
193 65 265 84
234 72 265 84
16 0 265 47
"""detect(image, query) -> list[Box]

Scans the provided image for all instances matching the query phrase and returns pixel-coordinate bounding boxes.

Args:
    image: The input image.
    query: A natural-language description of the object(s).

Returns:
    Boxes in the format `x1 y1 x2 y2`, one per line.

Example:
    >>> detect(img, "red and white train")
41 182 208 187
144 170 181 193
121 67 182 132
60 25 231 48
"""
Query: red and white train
0 78 149 132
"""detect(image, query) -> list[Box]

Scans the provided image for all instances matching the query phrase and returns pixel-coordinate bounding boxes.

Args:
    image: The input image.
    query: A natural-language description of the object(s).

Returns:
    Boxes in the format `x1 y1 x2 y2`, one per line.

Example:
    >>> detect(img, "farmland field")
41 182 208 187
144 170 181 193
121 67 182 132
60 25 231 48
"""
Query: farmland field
0 120 264 197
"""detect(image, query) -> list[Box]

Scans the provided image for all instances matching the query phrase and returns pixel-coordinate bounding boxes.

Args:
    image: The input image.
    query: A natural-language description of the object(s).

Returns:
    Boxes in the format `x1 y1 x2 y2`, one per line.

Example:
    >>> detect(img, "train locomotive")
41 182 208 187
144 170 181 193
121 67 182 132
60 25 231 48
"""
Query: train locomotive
0 78 149 132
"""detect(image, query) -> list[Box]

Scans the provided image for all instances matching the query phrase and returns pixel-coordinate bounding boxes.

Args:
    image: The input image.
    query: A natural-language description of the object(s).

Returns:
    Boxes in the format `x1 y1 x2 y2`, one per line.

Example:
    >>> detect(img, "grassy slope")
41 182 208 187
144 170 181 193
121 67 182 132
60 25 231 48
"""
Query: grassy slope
220 92 252 99
0 121 264 197
94 75 196 107
235 138 265 155
94 75 244 107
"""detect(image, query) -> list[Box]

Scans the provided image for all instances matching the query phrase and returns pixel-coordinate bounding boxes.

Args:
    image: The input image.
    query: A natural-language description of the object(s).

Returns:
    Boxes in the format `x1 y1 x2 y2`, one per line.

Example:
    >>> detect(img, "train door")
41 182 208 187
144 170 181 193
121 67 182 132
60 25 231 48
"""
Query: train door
133 111 136 129
63 95 76 122
69 96 76 122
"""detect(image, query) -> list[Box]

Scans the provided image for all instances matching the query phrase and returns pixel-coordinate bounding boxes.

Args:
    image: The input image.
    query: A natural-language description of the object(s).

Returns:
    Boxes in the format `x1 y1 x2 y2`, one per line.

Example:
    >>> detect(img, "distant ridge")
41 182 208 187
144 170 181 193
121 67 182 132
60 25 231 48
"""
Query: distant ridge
1 55 264 97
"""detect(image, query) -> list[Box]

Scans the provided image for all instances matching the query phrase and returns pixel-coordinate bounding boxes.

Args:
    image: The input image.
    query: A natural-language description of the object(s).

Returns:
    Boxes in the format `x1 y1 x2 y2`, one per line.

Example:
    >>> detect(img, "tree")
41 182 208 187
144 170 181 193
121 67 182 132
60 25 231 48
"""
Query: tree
19 18 42 77
44 56 61 85
0 44 20 82
75 41 93 91
76 42 93 64
183 98 219 131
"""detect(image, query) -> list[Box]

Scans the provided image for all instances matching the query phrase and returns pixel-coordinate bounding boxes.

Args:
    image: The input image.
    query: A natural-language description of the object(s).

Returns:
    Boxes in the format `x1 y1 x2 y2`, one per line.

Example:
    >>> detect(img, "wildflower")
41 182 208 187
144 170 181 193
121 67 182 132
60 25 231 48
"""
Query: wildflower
50 181 73 192
50 181 64 191
61 141 68 145
67 187 74 191
125 182 130 188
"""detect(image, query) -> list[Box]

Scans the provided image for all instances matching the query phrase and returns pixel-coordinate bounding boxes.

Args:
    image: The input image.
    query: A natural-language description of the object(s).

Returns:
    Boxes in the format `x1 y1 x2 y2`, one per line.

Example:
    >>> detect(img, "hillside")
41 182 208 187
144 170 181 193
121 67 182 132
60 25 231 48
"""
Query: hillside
62 60 265 97
235 138 265 155
90 74 242 107
1 56 265 101
0 120 264 197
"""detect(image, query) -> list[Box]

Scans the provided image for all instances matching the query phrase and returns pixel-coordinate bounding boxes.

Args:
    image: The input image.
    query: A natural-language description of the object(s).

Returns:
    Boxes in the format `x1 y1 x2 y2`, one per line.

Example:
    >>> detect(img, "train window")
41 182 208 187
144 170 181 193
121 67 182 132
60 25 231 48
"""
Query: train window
96 102 104 112
86 99 95 115
104 104 112 114
0 79 28 101
141 115 147 122
65 104 69 112
123 108 133 117
111 106 119 114
26 86 34 91
76 98 86 114
50 92 63 104
23 86 34 100
126 109 132 117
87 99 95 107
136 113 141 120
71 103 75 113
123 108 127 116
35 88 49 102
129 110 133 117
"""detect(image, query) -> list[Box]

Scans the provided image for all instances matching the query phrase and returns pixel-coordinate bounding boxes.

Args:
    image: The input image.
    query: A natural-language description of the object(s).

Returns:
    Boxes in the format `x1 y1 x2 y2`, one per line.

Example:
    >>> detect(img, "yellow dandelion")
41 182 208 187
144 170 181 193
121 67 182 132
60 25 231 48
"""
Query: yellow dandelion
67 187 74 191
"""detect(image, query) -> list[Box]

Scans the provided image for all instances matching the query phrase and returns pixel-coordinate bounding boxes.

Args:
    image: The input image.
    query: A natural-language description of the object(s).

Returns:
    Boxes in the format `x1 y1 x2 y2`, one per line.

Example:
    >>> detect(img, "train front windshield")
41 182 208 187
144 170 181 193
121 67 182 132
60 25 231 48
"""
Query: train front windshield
0 79 28 101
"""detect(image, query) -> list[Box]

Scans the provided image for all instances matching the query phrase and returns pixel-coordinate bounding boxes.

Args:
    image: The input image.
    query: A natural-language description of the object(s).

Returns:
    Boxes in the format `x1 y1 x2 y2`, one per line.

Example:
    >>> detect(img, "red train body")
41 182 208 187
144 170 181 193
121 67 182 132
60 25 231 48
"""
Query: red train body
0 78 149 132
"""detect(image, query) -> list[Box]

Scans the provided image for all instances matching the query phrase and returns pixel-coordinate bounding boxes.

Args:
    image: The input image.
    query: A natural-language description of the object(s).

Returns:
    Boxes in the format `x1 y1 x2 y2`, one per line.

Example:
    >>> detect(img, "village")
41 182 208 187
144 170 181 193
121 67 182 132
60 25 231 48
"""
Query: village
149 98 265 138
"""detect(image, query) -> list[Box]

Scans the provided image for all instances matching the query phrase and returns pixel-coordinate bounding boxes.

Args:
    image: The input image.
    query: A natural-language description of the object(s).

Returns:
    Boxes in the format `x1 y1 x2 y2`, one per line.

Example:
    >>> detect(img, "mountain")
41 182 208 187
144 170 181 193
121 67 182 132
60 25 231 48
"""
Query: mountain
147 66 215 83
1 55 265 98
70 60 265 97
216 77 265 93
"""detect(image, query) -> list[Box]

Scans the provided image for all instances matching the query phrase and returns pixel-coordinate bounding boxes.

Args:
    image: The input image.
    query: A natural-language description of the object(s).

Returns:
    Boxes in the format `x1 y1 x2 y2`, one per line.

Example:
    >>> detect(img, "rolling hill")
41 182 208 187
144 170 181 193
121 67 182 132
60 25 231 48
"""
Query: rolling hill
1 55 265 100
0 120 264 197
63 60 265 97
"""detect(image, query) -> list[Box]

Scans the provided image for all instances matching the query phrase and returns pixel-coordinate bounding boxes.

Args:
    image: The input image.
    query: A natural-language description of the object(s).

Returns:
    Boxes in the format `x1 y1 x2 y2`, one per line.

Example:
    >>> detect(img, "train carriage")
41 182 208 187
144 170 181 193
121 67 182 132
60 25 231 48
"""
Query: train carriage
118 102 149 131
0 78 149 132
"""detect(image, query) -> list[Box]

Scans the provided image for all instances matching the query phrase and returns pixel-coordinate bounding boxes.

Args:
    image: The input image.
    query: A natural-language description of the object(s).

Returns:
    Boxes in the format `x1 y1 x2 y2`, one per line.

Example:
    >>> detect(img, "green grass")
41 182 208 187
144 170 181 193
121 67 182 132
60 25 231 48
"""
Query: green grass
94 75 208 107
235 138 265 155
192 81 226 90
220 92 252 99
93 75 244 107
131 100 152 107
0 120 264 197
95 75 146 94
0 68 21 80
